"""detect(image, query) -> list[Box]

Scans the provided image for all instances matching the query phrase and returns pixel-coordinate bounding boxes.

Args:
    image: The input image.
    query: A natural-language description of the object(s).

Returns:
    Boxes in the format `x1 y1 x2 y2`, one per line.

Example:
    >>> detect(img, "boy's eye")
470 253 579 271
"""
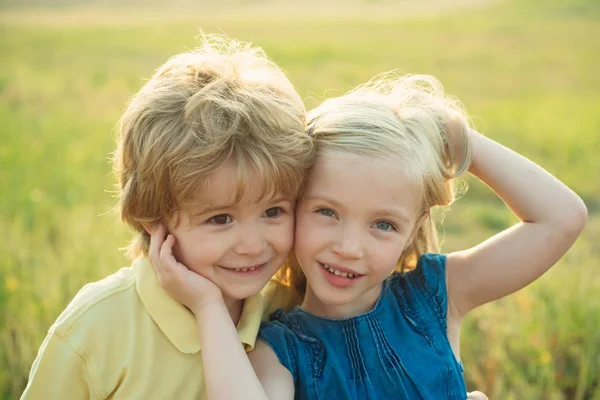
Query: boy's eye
263 207 282 218
208 214 232 225
372 221 395 231
317 208 336 218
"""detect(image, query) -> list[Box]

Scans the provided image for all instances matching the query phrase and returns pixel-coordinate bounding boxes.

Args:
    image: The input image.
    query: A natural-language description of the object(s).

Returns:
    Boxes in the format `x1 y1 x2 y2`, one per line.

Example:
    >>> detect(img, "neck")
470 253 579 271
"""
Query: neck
223 295 244 325
300 284 382 319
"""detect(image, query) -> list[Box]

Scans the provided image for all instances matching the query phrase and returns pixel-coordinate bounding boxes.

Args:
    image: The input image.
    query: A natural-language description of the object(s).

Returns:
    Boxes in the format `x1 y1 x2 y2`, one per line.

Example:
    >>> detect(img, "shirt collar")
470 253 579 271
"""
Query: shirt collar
134 258 265 354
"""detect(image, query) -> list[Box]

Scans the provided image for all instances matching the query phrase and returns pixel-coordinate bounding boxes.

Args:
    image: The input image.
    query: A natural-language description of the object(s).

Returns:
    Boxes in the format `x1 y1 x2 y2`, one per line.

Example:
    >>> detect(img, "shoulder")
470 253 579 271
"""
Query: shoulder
388 253 449 326
24 267 143 399
260 280 302 320
389 253 447 292
258 316 299 358
414 252 447 291
259 308 328 382
51 267 141 343
258 313 303 380
249 340 295 400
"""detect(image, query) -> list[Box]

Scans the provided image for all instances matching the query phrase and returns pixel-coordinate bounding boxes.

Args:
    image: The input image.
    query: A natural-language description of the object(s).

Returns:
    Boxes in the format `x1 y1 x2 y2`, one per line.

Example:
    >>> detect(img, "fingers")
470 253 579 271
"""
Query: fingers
159 234 180 274
148 225 180 287
467 391 489 400
148 224 166 273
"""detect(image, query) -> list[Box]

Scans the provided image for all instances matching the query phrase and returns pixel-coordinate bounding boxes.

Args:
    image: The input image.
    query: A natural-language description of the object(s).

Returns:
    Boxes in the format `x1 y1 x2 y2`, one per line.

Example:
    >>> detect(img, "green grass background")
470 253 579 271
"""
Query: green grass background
1 0 599 398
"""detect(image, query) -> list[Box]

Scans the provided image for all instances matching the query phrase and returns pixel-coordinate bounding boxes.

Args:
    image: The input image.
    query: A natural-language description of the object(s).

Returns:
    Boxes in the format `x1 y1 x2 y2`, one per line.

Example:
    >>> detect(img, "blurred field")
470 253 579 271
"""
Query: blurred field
1 0 599 398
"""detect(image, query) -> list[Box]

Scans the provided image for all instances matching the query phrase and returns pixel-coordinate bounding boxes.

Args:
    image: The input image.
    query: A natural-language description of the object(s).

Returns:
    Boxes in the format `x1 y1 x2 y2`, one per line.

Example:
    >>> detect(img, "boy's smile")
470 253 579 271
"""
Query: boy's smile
167 162 295 304
218 263 266 273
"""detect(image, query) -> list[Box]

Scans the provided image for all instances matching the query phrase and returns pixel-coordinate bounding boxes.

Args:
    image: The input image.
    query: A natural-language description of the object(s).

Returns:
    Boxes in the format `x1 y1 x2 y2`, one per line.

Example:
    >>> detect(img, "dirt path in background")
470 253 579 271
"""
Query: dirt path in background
1 0 501 27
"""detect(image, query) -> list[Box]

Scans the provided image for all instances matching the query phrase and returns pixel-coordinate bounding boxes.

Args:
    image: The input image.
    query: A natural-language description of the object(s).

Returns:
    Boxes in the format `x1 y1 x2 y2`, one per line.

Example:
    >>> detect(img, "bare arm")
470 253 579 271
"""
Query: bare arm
447 130 587 319
197 306 295 399
195 301 271 400
249 340 296 400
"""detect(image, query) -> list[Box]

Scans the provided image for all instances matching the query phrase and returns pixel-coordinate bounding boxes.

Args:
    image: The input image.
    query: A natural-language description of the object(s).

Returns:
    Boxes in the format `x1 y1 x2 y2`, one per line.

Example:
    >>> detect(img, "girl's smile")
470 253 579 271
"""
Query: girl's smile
295 150 421 318
319 261 365 288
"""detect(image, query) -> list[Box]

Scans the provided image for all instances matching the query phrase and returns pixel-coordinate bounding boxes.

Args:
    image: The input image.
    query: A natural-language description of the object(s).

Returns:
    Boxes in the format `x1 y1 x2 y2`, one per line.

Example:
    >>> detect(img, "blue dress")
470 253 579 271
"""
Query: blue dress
258 253 466 400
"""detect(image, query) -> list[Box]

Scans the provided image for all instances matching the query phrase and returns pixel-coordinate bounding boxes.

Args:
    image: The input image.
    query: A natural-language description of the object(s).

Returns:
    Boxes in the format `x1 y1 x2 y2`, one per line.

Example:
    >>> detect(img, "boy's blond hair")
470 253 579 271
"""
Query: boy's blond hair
113 34 314 259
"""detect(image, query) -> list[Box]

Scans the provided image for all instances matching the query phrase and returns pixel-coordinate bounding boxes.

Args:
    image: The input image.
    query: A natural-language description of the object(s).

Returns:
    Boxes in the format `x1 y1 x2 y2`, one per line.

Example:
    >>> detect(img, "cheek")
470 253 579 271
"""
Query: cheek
172 230 226 271
294 214 324 255
170 231 193 263
268 219 295 255
371 242 406 273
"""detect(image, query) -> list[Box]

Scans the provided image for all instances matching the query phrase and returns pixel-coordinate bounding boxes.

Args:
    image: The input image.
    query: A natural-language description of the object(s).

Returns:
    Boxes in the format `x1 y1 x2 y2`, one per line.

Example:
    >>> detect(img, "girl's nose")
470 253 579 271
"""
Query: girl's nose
332 225 364 260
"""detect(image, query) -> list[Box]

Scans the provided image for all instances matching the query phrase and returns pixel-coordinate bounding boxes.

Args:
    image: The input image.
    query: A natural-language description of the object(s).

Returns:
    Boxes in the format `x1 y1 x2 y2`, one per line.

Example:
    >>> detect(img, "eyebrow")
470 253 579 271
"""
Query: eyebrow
190 196 292 217
304 194 413 225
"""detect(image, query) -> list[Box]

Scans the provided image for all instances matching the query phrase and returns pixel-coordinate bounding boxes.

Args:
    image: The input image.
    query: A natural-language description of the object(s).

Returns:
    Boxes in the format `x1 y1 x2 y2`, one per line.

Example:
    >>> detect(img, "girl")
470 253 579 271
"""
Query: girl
150 73 586 399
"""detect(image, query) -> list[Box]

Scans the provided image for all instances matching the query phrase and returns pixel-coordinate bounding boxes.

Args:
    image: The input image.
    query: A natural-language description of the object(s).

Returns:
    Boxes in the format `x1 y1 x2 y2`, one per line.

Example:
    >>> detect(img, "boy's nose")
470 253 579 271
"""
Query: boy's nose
233 225 267 256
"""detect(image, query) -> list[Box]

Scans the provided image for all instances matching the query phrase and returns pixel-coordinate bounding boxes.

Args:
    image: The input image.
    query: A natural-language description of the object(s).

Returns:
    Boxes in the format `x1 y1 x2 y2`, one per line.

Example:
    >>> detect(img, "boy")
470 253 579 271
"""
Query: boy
21 34 314 399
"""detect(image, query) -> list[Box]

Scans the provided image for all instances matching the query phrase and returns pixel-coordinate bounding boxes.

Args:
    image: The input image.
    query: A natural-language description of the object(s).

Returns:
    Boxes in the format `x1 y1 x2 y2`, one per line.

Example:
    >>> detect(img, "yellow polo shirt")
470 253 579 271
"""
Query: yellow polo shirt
21 258 300 400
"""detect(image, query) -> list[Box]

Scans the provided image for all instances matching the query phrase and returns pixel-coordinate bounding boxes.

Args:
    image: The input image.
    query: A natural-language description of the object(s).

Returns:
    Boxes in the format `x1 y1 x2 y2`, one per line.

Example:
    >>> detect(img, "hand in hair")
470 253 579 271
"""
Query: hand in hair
446 129 587 319
149 224 223 314
467 391 489 400
443 114 472 173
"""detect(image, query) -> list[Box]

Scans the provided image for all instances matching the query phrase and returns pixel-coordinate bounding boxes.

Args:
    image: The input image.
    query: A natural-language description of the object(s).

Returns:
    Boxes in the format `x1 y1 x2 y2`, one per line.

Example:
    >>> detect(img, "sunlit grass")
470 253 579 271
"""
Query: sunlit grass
1 0 599 398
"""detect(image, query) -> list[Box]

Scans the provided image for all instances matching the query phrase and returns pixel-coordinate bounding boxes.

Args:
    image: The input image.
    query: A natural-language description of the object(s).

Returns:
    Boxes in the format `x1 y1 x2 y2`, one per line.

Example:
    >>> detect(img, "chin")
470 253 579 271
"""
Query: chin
312 286 356 307
222 282 266 301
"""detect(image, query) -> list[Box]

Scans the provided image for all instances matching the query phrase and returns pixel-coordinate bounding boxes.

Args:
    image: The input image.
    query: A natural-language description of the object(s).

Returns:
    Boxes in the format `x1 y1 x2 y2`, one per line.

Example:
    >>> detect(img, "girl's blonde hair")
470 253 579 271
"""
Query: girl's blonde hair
113 34 315 259
283 73 472 294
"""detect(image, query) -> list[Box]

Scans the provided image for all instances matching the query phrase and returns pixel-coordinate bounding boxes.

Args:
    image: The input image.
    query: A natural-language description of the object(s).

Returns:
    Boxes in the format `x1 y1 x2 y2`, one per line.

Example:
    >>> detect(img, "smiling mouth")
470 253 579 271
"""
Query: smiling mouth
320 262 362 279
219 263 267 274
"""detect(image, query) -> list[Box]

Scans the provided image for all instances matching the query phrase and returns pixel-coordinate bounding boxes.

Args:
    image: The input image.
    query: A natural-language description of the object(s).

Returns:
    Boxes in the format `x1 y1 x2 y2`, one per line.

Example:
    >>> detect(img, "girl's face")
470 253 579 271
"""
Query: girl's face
295 150 421 318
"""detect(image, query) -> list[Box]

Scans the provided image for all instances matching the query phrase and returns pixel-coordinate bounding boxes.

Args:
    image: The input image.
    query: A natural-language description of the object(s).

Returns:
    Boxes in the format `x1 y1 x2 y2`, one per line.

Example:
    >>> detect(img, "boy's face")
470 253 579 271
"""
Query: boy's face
167 163 295 302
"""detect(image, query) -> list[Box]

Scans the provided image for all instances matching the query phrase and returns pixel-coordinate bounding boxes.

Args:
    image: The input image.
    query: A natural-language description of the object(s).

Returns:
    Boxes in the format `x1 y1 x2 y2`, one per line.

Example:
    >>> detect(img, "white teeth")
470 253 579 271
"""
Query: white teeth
233 265 258 272
323 264 357 279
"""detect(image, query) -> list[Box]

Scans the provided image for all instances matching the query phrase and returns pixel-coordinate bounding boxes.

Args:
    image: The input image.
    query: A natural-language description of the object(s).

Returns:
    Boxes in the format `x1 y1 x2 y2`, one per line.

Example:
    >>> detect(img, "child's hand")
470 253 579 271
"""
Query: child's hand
149 224 224 314
444 114 472 174
467 391 488 400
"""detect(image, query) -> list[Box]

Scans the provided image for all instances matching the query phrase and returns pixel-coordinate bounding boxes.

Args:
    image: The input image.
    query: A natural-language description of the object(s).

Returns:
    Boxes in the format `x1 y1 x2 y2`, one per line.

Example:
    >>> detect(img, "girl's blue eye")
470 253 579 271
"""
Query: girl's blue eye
373 221 394 231
263 207 282 218
208 214 232 225
317 208 336 218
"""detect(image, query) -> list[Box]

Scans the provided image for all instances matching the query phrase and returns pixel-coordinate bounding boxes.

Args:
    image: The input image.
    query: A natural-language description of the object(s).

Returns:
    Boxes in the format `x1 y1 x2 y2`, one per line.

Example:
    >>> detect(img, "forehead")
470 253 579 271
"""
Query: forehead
188 162 285 213
304 150 421 221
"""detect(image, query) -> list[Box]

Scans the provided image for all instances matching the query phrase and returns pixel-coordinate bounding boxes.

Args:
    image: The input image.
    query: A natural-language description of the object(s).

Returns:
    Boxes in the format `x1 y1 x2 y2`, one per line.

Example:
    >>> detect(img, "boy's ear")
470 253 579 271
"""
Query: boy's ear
142 224 153 235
